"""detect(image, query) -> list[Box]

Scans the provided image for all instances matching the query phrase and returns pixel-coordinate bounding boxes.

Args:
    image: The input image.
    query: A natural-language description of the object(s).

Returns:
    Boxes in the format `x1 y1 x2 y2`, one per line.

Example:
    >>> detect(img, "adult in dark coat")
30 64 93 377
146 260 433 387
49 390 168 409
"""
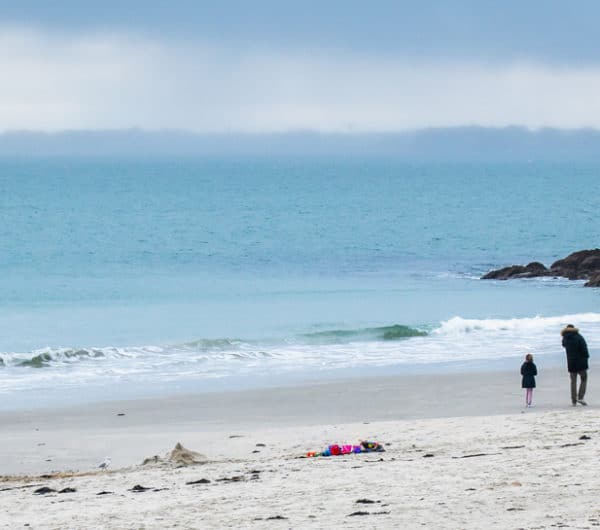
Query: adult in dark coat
561 325 590 405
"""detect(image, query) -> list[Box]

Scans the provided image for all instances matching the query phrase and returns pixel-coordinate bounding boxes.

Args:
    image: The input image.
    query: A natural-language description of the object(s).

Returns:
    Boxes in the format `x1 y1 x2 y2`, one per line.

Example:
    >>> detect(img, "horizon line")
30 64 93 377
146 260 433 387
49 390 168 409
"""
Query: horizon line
3 125 600 136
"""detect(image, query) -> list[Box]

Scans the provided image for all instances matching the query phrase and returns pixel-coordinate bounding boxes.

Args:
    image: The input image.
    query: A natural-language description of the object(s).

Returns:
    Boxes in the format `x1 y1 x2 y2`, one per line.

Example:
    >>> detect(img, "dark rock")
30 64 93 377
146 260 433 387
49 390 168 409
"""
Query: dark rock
33 487 56 495
482 262 549 280
482 265 522 280
348 511 370 517
423 453 435 458
551 249 600 279
579 435 592 440
58 487 76 494
266 515 288 520
524 261 548 274
356 499 379 504
96 491 114 495
255 443 266 447
117 413 126 416
482 249 600 286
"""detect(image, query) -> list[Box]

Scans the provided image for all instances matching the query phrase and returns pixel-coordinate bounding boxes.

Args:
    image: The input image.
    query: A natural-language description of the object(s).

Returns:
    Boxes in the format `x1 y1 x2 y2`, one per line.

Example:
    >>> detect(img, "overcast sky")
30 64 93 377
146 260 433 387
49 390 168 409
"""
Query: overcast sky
2 1 600 132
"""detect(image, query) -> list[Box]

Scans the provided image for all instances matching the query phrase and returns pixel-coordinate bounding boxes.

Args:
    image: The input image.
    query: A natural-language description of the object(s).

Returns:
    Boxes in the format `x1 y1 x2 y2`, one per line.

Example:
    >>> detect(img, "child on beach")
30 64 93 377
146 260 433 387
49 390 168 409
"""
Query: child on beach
520 353 537 407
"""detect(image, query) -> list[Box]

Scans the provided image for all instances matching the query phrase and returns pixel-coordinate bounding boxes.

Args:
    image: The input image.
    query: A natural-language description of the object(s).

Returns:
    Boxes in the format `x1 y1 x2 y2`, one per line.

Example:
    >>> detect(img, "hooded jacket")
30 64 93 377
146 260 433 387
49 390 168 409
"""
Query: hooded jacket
561 326 589 372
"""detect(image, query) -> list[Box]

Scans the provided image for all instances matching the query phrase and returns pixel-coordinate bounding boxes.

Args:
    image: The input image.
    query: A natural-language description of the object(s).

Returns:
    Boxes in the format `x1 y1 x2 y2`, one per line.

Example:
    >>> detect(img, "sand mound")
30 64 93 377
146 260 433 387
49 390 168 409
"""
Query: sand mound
141 443 208 467
169 443 208 466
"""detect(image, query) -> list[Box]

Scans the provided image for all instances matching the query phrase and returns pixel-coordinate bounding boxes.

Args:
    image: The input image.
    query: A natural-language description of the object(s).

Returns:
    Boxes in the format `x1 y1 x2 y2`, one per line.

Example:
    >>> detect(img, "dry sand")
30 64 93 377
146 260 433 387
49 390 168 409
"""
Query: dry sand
1 368 599 528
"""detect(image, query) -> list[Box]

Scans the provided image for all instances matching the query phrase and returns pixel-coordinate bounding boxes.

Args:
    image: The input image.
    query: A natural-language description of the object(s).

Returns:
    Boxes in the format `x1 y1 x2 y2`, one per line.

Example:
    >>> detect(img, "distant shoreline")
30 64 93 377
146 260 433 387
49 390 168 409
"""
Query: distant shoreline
3 126 600 159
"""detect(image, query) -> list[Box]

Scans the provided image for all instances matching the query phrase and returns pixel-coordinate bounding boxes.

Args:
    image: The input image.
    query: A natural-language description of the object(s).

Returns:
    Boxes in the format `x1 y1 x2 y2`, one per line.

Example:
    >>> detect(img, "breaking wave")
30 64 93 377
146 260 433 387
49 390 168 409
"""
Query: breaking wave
435 313 600 336
0 315 598 393
301 324 427 343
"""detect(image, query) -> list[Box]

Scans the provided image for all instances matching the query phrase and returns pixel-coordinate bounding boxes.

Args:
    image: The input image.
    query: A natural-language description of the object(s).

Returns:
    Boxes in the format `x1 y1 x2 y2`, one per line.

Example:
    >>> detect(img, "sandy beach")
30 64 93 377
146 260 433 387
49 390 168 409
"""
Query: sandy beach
3 2 600 528
1 368 599 528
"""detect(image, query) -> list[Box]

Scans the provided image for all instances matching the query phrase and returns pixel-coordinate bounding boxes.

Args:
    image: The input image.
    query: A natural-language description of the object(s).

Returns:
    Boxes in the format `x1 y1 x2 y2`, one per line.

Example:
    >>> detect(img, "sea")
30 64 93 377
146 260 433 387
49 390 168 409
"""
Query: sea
0 157 598 409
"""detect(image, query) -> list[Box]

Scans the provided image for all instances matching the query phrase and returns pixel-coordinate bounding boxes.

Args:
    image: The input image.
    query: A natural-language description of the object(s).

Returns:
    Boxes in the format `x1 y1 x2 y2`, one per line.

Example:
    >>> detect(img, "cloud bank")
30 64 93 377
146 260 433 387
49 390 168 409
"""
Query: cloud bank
2 27 600 132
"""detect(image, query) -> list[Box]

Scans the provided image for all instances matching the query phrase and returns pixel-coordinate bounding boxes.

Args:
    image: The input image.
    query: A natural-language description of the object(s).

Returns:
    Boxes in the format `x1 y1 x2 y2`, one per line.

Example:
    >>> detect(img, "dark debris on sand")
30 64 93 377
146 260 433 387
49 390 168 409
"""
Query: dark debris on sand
130 484 152 492
348 510 390 517
216 476 244 483
33 487 56 495
186 478 211 485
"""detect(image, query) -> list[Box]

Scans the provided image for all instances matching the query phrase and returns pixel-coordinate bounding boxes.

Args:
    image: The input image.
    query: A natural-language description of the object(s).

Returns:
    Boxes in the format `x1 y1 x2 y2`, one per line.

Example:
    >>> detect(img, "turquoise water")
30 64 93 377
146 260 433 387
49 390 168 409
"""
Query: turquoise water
0 158 598 407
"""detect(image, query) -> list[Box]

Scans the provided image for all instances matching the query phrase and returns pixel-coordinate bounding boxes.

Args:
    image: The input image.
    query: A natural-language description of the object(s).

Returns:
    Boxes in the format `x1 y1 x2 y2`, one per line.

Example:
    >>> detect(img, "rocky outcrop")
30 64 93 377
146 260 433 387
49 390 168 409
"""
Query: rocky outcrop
482 262 548 280
549 249 600 280
482 249 600 287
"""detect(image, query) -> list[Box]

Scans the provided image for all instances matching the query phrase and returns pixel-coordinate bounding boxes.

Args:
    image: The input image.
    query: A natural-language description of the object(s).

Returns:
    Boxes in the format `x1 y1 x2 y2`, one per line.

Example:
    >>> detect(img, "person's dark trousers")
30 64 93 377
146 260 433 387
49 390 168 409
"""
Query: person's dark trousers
570 370 588 404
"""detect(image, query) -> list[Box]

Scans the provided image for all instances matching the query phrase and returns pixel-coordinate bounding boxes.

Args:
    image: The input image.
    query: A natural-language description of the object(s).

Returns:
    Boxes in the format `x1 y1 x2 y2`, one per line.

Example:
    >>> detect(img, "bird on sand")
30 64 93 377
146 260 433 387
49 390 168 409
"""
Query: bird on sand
98 457 111 470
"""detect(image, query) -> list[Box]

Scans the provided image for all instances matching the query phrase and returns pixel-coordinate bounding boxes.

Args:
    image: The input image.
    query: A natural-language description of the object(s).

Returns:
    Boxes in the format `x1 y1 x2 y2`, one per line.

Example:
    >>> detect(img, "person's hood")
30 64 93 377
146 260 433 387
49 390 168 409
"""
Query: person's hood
561 326 579 336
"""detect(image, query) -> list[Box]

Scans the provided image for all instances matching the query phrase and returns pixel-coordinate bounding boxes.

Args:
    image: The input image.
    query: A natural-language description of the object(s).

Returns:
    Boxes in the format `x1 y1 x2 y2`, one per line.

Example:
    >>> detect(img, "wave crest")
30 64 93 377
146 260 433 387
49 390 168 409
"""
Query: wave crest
14 348 106 368
436 313 600 336
302 324 427 343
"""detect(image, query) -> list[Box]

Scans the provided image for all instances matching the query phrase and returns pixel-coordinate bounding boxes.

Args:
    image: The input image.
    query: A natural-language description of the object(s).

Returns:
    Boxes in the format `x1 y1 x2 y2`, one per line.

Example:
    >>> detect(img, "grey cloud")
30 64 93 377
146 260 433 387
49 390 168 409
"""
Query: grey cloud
2 27 600 132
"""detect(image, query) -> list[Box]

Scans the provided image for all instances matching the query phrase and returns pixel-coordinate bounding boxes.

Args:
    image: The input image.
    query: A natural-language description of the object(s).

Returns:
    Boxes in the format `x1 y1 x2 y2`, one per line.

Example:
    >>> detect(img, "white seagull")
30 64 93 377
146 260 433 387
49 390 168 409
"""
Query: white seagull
98 457 111 470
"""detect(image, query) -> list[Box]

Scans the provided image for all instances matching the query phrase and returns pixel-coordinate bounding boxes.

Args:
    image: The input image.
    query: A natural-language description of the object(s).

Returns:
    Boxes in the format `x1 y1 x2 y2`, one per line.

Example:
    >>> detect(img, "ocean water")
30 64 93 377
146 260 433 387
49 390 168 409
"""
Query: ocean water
0 158 598 408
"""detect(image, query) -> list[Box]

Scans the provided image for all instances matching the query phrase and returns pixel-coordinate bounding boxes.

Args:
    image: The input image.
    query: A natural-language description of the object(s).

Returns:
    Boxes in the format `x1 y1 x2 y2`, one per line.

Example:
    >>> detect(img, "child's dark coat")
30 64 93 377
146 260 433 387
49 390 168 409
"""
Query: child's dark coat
521 361 537 388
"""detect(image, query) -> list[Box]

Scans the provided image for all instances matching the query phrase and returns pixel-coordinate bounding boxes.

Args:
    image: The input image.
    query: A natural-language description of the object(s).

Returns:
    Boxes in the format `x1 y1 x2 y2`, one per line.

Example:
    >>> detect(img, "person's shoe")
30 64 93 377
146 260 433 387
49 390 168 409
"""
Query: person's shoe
577 399 588 406
572 402 577 406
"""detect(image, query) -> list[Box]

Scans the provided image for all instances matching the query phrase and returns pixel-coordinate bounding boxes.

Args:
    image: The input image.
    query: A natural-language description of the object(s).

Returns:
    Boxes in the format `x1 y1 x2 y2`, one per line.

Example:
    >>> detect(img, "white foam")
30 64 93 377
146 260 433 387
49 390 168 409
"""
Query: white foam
1 312 598 396
436 313 600 336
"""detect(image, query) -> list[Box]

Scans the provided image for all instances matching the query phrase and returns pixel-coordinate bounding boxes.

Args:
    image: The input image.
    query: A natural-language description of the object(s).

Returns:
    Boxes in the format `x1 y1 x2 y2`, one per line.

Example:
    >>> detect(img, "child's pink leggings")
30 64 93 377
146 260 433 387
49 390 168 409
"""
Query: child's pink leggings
525 388 533 406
